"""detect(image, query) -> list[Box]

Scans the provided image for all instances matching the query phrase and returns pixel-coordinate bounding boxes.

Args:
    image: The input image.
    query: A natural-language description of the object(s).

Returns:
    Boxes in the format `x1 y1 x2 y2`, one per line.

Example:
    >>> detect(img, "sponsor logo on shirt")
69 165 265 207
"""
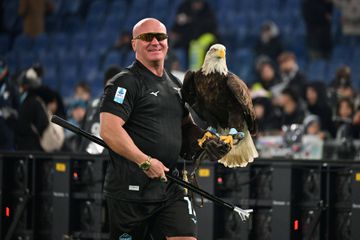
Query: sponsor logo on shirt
150 91 159 96
114 87 127 104
128 185 139 191
119 233 132 240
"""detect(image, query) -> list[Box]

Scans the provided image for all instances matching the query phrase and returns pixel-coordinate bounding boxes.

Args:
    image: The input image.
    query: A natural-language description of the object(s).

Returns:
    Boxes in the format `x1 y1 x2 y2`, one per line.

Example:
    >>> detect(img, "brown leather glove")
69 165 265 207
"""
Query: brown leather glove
202 137 231 161
180 122 232 161
200 132 232 161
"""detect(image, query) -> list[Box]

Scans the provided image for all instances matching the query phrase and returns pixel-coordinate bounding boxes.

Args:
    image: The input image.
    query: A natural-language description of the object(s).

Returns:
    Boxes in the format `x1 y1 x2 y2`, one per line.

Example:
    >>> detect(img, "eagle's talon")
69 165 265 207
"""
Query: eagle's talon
220 135 234 146
198 131 217 148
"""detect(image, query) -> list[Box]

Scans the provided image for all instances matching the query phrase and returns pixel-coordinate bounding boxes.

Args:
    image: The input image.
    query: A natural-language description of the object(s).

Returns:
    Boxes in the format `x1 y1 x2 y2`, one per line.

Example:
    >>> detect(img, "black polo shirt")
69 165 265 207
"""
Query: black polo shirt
100 60 186 202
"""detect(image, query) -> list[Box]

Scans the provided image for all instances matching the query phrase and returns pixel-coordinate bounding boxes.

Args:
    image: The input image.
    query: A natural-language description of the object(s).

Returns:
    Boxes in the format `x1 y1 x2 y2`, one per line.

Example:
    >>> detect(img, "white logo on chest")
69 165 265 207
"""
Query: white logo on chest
150 91 159 96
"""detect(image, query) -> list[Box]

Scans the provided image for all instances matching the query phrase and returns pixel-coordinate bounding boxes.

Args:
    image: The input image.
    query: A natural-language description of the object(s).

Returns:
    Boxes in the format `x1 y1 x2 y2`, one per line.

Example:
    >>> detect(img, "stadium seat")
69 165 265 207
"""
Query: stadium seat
173 48 187 70
3 1 21 33
69 32 89 58
87 0 108 18
102 51 122 71
0 34 10 54
13 34 33 52
18 50 38 70
61 0 82 15
306 60 328 81
33 34 49 52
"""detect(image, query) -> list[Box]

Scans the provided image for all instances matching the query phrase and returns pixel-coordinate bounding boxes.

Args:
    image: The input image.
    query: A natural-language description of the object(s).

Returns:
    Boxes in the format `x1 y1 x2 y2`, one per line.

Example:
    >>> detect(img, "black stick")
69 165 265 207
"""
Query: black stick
51 115 252 220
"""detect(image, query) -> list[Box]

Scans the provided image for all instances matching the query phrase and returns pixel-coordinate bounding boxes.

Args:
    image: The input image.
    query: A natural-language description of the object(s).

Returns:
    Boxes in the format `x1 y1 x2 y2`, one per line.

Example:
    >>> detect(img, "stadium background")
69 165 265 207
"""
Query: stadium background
1 0 360 240
1 0 359 97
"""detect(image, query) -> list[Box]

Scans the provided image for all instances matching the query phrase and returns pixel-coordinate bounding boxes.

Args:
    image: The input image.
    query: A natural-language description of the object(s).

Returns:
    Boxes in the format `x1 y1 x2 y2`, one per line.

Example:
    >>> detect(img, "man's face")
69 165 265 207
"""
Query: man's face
306 87 317 105
260 64 274 82
132 20 168 65
280 59 295 74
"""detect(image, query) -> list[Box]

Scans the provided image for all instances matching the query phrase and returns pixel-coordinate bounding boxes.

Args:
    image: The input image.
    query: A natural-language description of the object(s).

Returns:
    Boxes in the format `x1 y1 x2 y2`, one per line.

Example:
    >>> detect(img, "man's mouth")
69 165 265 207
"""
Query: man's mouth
148 48 162 52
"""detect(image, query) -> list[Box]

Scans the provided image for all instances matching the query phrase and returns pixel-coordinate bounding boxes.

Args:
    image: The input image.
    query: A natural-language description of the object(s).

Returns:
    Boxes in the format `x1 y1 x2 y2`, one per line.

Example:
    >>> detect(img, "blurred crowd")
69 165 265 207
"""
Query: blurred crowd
0 57 121 152
249 52 360 141
1 0 360 154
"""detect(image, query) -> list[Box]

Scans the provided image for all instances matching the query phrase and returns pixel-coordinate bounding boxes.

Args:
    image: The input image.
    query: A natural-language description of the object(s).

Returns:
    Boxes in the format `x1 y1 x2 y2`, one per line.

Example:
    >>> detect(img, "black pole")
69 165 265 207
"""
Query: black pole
51 115 239 213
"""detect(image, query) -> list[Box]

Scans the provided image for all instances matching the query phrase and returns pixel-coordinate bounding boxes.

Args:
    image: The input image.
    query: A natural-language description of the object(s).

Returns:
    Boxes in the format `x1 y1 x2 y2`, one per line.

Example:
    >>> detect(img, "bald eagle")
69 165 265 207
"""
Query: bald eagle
182 44 258 167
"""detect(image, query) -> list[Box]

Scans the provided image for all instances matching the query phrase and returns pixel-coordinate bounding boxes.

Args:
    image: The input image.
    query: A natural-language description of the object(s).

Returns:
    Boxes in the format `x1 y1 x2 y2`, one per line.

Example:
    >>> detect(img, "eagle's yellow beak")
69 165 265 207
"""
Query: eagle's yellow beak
217 49 225 59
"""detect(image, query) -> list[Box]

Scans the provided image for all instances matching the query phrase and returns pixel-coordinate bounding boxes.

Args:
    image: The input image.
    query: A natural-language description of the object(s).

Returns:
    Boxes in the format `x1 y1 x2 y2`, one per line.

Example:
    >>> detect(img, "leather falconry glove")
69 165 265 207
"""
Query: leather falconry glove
198 131 232 161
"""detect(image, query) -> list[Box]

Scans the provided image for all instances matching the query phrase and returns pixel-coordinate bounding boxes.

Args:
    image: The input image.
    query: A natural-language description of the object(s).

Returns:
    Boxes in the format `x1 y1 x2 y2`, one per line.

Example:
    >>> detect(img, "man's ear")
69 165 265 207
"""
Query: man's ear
131 40 136 52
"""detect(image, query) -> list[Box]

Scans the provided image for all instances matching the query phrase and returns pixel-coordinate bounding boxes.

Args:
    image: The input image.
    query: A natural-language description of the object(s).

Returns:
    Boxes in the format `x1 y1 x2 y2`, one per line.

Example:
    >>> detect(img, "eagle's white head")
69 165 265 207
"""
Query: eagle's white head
201 44 228 76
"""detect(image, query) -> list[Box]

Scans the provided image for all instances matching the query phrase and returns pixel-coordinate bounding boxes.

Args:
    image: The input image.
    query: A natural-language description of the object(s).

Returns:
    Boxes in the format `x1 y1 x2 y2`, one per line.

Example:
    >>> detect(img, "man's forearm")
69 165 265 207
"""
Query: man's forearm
100 113 147 165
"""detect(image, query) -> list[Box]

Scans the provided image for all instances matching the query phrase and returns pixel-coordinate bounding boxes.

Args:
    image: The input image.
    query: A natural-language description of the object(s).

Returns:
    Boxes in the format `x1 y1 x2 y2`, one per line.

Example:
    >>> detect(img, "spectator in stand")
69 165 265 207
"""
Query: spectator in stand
15 68 47 151
329 65 360 109
79 65 122 154
252 97 281 134
302 0 333 59
274 52 307 100
113 31 133 58
303 114 330 140
74 81 91 103
254 21 284 62
251 57 281 99
0 58 19 150
171 0 218 69
334 97 354 139
333 0 360 36
305 81 335 137
278 88 306 126
18 0 54 37
352 106 360 139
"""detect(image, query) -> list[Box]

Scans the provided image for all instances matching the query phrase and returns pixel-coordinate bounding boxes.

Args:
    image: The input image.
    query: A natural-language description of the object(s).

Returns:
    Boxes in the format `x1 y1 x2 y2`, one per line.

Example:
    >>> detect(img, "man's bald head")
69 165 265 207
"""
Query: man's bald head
132 18 167 38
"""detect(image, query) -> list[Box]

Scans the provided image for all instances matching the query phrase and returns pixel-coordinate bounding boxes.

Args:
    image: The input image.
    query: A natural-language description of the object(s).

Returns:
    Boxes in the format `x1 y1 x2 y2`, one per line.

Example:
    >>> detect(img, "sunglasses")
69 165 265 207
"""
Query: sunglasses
133 32 168 42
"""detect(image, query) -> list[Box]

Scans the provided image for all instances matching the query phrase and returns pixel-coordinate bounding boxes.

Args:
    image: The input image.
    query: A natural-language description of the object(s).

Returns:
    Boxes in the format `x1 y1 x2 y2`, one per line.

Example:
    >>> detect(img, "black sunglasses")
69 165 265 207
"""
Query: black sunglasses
133 32 168 42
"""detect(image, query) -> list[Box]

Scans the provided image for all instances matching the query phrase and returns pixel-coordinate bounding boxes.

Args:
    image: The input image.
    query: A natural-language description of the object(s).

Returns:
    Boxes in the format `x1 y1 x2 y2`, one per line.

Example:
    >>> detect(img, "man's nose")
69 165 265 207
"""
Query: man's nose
150 37 159 44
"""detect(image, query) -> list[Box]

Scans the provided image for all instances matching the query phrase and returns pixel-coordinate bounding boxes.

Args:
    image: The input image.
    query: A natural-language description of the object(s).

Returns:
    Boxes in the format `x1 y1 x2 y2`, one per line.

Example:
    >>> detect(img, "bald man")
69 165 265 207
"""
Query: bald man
99 18 197 240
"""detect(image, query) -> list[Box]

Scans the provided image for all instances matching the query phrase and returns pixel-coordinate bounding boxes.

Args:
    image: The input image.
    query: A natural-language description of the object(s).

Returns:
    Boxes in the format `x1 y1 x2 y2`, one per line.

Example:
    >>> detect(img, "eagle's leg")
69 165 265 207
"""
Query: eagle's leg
219 135 234 146
232 131 245 145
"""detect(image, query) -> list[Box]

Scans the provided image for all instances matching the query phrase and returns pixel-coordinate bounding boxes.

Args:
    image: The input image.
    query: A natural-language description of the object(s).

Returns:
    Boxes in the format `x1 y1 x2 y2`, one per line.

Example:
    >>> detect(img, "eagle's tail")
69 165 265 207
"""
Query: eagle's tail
218 129 258 168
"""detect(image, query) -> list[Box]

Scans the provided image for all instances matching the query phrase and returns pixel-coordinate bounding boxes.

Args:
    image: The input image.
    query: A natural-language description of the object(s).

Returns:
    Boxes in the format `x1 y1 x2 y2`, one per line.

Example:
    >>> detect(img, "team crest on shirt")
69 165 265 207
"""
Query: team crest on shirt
119 233 132 240
114 87 127 104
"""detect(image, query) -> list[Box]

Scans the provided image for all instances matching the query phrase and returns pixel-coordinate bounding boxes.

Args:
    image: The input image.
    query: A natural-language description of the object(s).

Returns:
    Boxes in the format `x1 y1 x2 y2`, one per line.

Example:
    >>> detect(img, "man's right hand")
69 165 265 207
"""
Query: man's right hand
143 158 169 181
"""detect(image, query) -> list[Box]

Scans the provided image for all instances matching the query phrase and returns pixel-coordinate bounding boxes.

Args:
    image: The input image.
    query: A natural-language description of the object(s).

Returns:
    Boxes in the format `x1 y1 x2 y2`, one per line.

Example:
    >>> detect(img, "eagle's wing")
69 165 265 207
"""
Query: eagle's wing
226 72 257 134
181 70 197 106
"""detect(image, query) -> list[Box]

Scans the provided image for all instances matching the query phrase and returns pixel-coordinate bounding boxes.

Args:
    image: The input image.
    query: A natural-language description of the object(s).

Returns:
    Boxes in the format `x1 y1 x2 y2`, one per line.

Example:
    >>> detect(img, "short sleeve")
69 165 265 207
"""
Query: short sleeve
99 72 139 122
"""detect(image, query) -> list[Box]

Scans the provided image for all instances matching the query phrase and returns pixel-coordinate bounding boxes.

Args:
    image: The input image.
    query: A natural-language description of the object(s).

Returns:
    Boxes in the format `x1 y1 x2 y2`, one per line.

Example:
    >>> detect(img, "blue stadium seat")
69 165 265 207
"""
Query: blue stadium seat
61 0 82 15
13 34 33 52
331 45 353 63
79 52 100 77
88 0 108 15
109 0 128 15
18 50 38 70
123 52 135 67
61 16 82 34
325 60 346 84
49 32 70 50
38 50 58 68
3 1 21 33
235 48 254 65
59 64 78 95
89 30 116 56
173 48 187 70
306 60 328 81
33 34 49 52
59 51 79 70
69 32 89 58
42 63 58 90
0 34 10 54
46 15 63 33
102 51 122 71
5 51 18 73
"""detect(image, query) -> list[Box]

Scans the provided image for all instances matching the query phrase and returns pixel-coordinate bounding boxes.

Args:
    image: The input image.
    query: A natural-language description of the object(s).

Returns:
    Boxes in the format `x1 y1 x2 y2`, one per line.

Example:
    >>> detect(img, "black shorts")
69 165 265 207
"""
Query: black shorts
107 196 197 240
